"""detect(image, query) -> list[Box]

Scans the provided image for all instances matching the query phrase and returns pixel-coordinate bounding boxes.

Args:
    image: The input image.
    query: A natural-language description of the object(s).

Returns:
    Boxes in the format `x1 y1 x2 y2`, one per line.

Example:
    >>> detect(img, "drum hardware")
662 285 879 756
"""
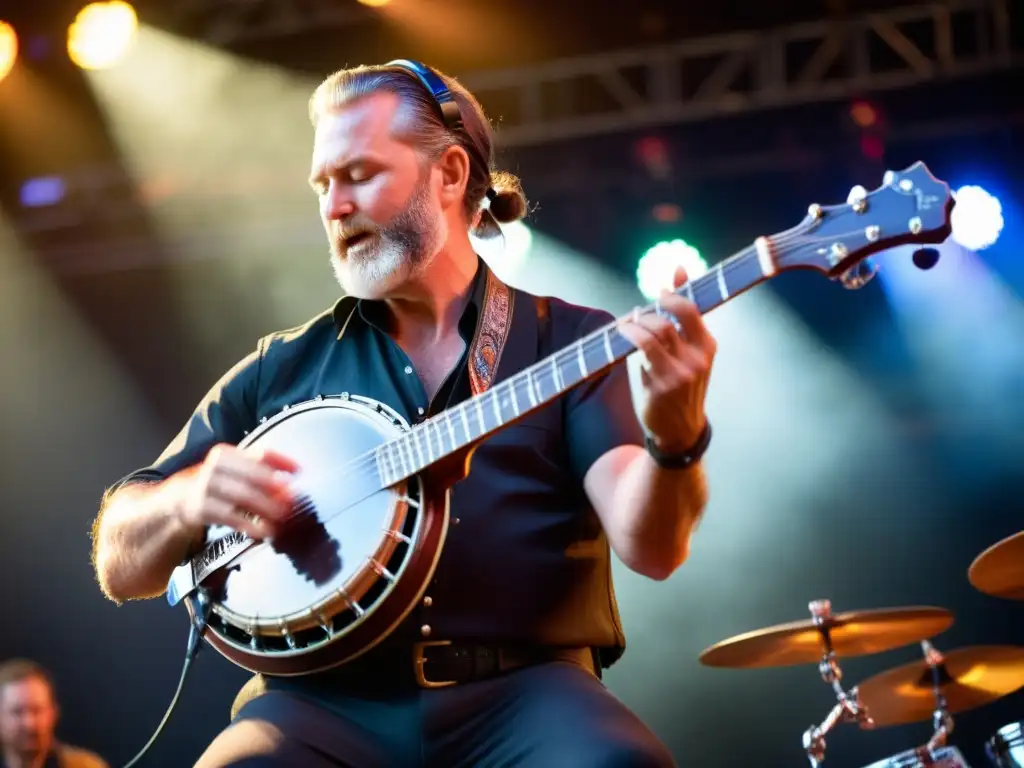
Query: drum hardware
801 600 874 767
698 600 954 669
968 531 1024 601
856 644 1024 728
986 721 1024 767
914 641 957 763
699 599 956 766
860 745 969 768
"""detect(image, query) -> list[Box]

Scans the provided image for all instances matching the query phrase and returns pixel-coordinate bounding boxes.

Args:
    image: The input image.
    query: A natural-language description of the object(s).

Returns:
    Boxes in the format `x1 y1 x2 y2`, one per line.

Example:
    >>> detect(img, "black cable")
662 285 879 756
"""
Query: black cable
120 589 212 768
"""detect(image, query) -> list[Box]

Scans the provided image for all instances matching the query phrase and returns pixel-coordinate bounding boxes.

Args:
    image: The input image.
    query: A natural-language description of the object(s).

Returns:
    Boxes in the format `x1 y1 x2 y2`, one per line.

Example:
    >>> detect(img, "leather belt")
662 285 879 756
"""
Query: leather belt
230 644 595 718
411 642 594 689
315 643 595 691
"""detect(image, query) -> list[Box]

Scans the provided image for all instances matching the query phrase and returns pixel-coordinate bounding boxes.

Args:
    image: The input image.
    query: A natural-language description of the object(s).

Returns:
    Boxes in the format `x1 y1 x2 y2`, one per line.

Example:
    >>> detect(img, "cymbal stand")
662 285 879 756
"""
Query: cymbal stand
802 600 874 767
910 640 955 765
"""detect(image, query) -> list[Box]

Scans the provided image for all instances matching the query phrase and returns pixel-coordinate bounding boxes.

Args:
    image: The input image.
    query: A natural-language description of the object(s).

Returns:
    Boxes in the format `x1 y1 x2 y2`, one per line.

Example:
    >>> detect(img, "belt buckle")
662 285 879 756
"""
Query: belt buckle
413 640 456 689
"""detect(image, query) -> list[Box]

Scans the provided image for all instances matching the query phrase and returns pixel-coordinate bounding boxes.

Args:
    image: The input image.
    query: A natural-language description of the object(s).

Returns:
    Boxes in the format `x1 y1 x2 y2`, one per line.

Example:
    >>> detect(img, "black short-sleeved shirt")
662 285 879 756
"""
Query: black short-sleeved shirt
113 258 645 666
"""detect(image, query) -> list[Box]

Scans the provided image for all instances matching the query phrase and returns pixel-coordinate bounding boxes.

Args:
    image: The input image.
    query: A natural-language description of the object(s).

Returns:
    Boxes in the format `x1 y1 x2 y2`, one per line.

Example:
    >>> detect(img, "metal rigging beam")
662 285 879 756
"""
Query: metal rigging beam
456 0 1018 148
168 0 371 45
173 0 1016 148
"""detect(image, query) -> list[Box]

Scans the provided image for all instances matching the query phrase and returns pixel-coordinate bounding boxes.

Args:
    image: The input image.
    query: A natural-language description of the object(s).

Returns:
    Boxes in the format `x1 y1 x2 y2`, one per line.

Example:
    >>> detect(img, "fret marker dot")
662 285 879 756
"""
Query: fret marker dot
404 366 413 375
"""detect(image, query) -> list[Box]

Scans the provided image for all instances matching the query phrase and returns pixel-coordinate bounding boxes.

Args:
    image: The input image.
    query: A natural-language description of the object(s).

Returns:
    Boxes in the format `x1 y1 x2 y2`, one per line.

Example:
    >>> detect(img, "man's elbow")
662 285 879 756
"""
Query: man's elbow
91 533 157 605
620 540 690 582
93 552 129 605
94 565 163 605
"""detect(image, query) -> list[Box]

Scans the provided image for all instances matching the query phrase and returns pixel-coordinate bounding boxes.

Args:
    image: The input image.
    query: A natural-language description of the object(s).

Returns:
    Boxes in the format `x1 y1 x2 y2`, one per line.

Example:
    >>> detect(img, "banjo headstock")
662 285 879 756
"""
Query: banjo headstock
773 162 955 286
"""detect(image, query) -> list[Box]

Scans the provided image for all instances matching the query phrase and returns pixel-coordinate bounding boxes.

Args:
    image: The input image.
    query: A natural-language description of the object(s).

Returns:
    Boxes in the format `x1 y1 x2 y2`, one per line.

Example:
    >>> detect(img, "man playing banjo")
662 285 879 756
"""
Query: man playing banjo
90 60 717 767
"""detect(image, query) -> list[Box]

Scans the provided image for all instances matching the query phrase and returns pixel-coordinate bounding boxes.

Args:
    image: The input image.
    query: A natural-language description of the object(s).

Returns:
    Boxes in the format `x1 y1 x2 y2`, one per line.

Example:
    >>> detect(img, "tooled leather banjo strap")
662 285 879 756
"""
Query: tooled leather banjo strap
467 267 515 396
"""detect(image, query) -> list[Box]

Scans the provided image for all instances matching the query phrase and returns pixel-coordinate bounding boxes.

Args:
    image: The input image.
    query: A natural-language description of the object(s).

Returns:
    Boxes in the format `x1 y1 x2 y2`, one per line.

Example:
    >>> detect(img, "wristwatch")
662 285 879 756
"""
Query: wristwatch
645 419 712 470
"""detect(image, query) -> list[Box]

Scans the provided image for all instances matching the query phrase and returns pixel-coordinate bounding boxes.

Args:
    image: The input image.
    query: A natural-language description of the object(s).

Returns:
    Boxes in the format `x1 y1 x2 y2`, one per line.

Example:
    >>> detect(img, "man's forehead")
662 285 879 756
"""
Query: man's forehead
311 91 404 164
1 676 53 703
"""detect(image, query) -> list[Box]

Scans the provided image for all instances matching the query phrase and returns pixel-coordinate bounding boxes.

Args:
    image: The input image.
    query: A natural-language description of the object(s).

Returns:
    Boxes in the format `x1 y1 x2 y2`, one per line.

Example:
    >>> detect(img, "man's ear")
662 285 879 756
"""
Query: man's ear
436 144 471 211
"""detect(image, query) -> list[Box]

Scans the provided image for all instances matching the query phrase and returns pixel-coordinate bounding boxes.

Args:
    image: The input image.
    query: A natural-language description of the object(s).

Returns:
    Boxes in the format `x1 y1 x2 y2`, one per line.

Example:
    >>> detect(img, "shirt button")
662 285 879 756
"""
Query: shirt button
417 407 425 416
423 596 433 607
420 624 432 638
404 365 413 375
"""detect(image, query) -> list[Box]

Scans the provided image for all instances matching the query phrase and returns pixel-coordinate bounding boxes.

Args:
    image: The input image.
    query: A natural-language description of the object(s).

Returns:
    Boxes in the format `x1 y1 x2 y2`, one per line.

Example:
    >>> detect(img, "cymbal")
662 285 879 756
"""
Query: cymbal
699 606 953 668
969 531 1024 600
856 645 1024 727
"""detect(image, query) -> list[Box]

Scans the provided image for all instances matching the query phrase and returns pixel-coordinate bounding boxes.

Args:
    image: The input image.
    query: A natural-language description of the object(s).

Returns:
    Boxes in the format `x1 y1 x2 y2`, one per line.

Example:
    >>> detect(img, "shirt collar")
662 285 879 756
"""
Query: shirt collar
331 255 488 342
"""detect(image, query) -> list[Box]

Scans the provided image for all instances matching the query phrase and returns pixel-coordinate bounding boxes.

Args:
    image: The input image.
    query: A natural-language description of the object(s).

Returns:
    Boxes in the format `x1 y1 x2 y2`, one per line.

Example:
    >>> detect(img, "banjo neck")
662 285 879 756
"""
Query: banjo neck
373 243 769 489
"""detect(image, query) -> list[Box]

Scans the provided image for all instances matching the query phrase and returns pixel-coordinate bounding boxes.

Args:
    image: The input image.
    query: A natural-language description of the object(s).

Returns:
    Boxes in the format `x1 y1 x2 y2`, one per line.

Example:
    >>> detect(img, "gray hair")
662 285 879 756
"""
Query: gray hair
309 64 528 238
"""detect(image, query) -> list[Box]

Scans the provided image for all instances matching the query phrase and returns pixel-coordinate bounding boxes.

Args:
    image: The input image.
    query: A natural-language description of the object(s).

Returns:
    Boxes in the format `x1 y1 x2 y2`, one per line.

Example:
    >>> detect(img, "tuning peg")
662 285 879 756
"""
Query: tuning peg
839 259 878 290
912 248 940 270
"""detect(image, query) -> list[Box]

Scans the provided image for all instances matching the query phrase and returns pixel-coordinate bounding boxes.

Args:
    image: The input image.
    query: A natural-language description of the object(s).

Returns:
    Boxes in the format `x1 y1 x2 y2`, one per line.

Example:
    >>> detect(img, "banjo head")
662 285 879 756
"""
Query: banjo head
197 394 445 674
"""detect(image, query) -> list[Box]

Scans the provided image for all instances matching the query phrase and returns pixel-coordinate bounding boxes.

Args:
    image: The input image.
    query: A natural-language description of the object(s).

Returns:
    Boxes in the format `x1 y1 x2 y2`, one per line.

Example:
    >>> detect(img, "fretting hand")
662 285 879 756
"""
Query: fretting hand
617 266 717 453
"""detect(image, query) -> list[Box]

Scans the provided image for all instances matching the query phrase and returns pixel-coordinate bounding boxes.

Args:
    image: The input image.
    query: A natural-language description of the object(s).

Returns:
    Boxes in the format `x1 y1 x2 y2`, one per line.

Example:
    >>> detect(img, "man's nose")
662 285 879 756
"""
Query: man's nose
323 182 355 220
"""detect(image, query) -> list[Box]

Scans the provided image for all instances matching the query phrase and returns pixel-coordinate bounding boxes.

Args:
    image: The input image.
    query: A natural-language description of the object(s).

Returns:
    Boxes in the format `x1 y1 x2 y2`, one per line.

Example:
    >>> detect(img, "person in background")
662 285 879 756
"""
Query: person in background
0 660 108 768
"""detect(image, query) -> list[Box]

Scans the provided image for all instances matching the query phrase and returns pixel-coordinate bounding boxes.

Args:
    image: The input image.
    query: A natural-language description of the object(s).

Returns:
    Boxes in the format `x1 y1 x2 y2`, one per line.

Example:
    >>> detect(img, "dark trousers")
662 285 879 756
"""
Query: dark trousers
193 660 676 767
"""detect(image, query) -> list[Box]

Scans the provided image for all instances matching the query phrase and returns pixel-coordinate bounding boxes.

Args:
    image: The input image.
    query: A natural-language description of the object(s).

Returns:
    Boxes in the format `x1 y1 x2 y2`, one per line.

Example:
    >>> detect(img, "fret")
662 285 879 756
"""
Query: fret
388 444 403 484
509 381 520 416
444 410 457 450
399 432 415 475
459 404 471 442
601 327 614 363
417 428 434 462
527 370 540 405
427 419 440 456
490 391 502 426
376 449 390 486
422 425 436 463
551 356 563 392
585 333 611 375
431 419 444 456
576 340 588 377
420 422 433 461
524 372 540 409
685 247 764 315
412 428 426 468
725 248 767 298
474 397 486 434
606 326 635 360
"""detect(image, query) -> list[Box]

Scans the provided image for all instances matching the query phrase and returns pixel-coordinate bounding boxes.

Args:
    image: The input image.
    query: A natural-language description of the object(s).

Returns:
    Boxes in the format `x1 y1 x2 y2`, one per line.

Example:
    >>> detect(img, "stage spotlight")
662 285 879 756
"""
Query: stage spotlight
67 1 138 71
636 239 708 300
849 100 878 128
357 0 391 6
951 185 1004 251
0 21 17 83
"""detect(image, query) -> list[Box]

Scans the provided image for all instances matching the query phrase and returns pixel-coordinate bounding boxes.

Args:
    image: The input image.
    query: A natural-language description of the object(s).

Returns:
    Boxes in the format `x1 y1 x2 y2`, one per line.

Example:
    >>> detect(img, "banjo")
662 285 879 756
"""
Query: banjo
165 162 954 676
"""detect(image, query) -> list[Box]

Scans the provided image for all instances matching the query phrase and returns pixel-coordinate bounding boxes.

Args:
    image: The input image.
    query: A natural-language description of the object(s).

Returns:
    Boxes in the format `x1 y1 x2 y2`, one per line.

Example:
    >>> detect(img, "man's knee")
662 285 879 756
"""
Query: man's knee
535 725 676 768
192 718 290 768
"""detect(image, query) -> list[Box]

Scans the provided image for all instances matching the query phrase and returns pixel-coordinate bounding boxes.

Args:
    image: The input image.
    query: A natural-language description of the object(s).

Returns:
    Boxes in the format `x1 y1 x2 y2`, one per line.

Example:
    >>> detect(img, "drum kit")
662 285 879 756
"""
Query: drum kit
699 531 1024 767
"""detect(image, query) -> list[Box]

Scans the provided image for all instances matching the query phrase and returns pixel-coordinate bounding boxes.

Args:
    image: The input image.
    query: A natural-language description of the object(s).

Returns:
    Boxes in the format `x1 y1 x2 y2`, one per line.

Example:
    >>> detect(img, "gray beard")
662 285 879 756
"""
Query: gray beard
329 175 443 298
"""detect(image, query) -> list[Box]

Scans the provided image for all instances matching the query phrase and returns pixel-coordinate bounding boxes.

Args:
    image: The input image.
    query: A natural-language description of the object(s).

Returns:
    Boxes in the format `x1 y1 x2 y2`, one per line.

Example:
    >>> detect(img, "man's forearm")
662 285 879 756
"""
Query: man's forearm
91 478 202 604
612 451 708 580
